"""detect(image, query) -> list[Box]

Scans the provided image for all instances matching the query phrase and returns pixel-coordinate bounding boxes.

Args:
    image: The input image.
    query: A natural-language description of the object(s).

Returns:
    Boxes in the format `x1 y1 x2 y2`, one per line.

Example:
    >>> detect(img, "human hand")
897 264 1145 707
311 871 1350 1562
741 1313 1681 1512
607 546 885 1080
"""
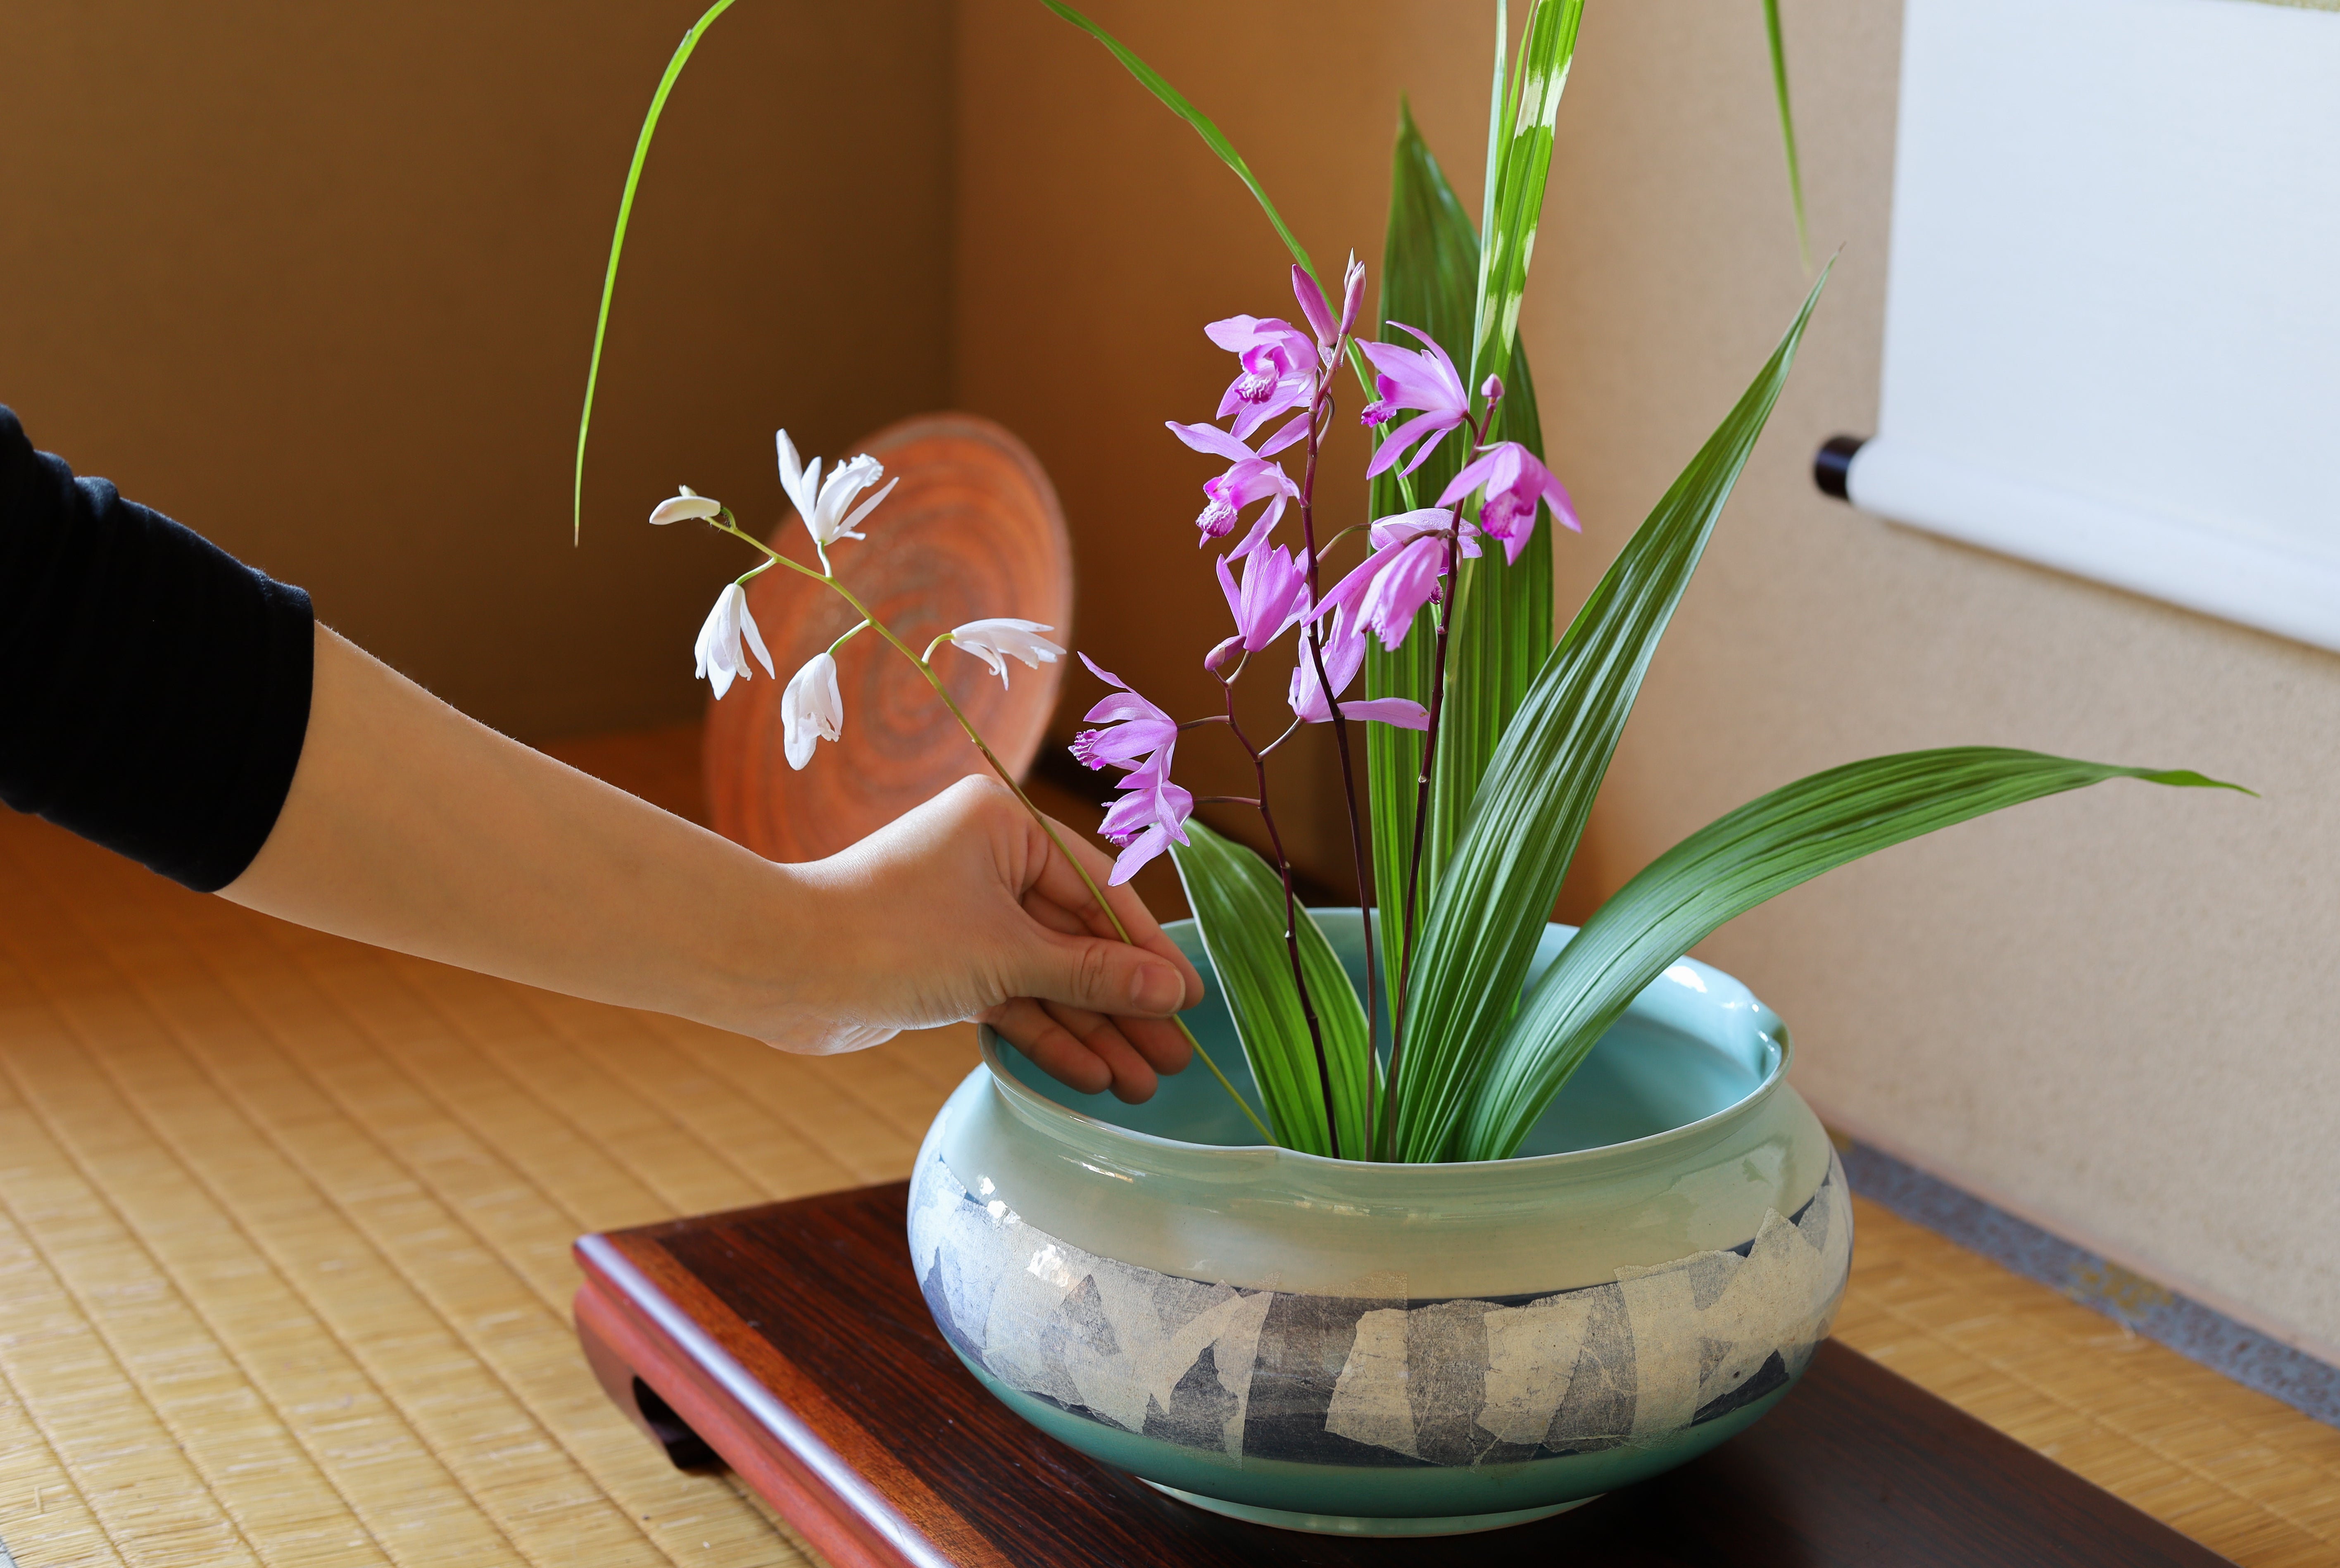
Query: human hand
763 775 1203 1101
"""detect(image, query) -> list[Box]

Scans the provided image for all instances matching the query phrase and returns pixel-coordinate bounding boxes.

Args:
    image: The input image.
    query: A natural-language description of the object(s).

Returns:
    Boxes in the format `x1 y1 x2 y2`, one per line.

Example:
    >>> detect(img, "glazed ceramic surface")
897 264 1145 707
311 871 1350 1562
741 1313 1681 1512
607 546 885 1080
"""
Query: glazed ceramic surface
907 913 1850 1532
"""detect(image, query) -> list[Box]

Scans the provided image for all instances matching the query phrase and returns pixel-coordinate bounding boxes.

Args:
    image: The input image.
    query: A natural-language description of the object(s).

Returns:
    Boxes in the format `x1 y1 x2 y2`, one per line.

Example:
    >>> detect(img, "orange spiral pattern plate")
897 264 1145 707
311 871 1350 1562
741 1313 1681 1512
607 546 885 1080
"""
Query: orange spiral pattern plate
702 413 1073 863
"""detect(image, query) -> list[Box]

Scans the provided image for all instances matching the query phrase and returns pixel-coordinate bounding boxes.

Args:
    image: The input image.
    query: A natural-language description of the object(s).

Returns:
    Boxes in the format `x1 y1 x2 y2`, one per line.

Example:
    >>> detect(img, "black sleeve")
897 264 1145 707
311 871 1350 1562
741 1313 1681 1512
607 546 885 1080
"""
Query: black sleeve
0 405 314 892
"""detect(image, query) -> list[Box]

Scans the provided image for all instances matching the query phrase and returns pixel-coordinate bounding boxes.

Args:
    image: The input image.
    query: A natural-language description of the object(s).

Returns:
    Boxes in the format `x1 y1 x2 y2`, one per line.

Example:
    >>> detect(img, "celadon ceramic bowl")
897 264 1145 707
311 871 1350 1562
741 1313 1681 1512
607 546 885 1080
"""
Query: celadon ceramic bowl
907 912 1850 1537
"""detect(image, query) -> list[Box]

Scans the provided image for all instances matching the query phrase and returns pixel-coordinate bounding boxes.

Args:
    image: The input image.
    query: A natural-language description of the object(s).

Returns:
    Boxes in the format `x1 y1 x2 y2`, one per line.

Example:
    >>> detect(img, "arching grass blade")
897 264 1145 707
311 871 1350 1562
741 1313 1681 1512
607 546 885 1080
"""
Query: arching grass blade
574 0 742 542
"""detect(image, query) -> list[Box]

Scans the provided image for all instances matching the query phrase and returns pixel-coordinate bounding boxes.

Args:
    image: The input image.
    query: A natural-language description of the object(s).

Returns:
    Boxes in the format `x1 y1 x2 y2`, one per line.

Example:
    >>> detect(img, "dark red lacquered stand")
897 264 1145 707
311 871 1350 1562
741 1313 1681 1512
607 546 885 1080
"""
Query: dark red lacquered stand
573 1181 2234 1568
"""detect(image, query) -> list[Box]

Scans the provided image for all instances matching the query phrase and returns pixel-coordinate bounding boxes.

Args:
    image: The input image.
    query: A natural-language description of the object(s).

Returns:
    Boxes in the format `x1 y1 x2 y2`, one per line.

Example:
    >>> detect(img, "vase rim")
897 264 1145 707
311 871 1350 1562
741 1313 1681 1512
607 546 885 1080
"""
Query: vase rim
976 913 1792 1179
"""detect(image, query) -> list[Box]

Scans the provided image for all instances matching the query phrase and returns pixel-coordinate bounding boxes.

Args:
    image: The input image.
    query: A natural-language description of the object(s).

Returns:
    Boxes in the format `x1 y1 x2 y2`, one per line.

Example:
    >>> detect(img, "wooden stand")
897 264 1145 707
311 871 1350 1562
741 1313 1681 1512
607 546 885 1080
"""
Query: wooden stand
573 1181 2234 1568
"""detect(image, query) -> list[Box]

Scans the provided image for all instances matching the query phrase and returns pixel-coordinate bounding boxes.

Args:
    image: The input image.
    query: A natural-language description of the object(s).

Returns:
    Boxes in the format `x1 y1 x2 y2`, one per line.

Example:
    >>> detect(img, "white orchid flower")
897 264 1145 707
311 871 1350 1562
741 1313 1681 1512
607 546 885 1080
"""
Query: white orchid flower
776 429 899 550
648 485 722 526
782 651 845 769
945 619 1064 687
694 583 775 700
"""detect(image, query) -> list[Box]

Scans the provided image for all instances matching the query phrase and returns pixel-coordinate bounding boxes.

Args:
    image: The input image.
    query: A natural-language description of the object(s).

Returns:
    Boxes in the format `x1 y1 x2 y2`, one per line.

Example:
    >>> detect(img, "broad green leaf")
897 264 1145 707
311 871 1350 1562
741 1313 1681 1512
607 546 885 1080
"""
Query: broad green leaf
1170 821 1372 1158
1466 0 1583 397
1363 105 1550 1003
1365 102 1476 1002
1763 0 1812 270
1386 264 1832 1163
1459 751 2249 1160
574 0 742 540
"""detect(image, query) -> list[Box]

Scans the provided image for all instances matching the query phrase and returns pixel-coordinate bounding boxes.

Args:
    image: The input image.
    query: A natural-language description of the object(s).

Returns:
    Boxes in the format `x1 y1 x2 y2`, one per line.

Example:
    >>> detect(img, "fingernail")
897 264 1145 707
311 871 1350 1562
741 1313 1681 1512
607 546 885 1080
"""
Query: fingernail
1131 964 1182 1014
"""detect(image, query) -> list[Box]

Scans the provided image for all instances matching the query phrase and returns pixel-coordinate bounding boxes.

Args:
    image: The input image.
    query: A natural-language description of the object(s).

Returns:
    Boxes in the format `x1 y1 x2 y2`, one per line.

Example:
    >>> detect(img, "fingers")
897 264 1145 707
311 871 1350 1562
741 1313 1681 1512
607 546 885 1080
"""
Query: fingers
1027 929 1191 1019
986 997 1164 1102
1024 813 1206 1011
1113 1012 1195 1077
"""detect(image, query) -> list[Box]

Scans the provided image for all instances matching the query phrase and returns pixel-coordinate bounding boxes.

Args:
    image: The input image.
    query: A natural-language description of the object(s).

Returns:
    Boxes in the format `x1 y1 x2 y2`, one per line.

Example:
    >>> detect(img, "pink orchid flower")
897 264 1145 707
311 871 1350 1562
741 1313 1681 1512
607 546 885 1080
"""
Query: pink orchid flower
1216 545 1312 652
1098 746 1194 885
1437 440 1580 564
1167 420 1301 557
1314 509 1482 652
1204 315 1318 443
1288 608 1429 729
1068 654 1177 773
1360 324 1471 478
1290 253 1367 360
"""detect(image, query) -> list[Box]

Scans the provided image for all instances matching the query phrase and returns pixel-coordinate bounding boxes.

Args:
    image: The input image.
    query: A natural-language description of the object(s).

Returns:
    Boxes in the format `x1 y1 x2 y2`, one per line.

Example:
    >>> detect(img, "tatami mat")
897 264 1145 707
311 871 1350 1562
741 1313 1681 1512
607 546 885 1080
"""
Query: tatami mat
0 734 2330 1566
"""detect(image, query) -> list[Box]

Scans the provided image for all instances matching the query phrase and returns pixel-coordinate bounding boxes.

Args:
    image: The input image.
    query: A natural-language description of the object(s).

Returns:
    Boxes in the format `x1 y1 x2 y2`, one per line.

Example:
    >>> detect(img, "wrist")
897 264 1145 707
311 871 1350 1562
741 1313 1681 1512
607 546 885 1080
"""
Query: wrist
703 854 831 1042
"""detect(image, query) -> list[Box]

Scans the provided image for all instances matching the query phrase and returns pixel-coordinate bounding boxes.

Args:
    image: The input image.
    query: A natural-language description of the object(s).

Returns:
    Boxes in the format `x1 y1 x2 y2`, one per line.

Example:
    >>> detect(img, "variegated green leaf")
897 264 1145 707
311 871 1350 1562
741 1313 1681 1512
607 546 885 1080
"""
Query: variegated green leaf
1364 104 1551 1012
1387 264 1831 1163
1459 751 2248 1159
1466 0 1583 396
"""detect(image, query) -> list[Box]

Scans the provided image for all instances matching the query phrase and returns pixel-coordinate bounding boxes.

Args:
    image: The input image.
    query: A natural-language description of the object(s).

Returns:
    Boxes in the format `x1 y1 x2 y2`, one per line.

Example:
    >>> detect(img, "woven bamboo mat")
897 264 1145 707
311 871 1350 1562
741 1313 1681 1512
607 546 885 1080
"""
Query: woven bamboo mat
0 741 2330 1565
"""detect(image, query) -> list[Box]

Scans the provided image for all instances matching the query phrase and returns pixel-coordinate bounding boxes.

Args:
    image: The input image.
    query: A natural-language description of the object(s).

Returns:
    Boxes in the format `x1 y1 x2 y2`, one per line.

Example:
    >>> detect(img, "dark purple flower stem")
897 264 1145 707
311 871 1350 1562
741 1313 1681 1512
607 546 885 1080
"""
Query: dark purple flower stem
1294 365 1381 1161
1222 685 1339 1157
1379 405 1491 1162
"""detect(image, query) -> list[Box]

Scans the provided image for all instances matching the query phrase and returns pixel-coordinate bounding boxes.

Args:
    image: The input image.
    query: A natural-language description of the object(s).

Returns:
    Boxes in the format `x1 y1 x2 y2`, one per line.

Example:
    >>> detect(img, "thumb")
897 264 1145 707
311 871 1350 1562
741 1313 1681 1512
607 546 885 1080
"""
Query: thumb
1025 930 1190 1018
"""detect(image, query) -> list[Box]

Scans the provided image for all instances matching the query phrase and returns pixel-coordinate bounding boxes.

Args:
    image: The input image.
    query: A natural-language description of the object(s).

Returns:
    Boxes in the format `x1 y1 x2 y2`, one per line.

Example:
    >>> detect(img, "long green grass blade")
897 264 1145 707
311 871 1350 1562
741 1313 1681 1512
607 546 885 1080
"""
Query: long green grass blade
1459 751 2247 1159
1480 0 1510 271
1170 822 1372 1156
1038 1 1411 432
1387 264 1831 1163
1360 0 1568 1017
1467 0 1583 395
1762 0 1812 270
1040 1 1314 275
574 0 742 542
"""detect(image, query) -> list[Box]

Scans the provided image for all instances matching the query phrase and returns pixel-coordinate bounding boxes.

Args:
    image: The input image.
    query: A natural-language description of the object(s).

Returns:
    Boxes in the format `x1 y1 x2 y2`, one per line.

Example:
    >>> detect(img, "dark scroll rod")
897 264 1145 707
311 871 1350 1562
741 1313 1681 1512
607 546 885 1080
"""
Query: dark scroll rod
1814 434 1867 500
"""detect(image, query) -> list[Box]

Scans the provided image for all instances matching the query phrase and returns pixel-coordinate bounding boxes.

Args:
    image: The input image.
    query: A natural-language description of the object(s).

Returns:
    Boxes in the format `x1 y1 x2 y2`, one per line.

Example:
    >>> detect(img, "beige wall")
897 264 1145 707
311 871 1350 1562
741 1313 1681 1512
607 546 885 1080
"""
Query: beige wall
956 0 2340 1351
2 0 953 739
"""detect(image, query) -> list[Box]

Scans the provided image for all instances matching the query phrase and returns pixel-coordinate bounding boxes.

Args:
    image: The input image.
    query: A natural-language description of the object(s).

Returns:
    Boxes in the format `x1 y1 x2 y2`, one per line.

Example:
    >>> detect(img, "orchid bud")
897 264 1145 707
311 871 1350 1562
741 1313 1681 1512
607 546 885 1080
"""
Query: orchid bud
649 485 722 526
1291 264 1339 354
1338 252 1367 340
1204 635 1243 675
1480 374 1505 404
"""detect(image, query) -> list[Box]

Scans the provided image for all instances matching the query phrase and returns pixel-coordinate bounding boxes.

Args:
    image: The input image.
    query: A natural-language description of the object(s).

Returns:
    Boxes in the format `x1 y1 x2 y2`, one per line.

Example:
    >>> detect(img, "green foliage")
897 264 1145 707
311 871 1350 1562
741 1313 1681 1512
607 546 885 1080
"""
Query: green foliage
1168 821 1373 1157
1027 0 2237 1170
571 3 2237 1171
574 0 742 541
1385 266 1831 1162
1458 752 2248 1160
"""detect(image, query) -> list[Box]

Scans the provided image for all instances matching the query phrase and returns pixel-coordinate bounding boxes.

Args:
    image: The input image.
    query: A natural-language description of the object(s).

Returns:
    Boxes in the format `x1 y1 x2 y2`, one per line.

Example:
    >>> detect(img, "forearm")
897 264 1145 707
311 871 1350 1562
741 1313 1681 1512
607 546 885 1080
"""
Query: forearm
223 625 809 1038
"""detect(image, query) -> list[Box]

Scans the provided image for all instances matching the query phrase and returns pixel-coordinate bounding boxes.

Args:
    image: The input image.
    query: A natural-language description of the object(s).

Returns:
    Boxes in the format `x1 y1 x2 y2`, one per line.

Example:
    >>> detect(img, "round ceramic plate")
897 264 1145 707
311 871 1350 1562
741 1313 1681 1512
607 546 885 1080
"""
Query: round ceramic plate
702 412 1072 863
